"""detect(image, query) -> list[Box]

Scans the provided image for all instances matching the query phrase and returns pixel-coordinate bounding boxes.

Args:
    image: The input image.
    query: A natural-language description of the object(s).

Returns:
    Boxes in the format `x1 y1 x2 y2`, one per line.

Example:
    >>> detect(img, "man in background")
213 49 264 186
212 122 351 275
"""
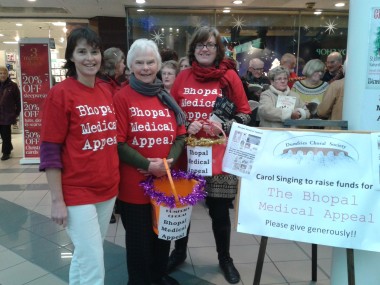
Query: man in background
317 62 346 129
322 51 344 83
242 58 270 101
280 53 298 88
0 66 21 161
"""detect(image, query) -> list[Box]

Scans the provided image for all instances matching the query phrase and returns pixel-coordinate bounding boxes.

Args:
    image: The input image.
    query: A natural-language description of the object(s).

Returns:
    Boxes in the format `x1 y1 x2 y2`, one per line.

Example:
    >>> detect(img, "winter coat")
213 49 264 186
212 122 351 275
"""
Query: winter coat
0 78 21 125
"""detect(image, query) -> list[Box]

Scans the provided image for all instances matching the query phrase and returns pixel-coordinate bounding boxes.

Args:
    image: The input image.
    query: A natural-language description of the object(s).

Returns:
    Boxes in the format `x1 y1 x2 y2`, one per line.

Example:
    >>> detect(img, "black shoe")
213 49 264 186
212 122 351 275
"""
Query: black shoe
167 249 187 273
1 154 10 161
152 275 179 285
110 213 116 224
219 256 240 284
114 202 120 214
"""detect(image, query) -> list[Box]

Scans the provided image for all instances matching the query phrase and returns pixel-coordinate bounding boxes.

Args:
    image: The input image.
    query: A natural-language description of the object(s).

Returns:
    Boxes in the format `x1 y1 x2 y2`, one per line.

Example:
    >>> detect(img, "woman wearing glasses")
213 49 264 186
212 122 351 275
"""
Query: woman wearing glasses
169 26 251 284
161 60 179 94
258 66 310 128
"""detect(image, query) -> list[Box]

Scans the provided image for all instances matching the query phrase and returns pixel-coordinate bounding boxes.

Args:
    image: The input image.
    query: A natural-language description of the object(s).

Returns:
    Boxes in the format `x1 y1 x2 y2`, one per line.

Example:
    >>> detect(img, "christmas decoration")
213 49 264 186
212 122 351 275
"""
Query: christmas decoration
232 16 245 30
140 170 206 209
150 30 164 44
323 19 338 35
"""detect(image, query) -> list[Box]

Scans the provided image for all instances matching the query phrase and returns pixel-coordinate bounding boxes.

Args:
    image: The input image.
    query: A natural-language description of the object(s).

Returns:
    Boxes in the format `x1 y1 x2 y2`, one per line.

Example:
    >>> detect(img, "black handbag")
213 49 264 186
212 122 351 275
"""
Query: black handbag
212 95 236 122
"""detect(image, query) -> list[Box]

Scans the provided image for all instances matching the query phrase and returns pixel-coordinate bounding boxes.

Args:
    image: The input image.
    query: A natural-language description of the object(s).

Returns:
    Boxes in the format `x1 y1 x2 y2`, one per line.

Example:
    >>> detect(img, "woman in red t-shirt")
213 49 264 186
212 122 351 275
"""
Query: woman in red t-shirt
169 26 251 284
39 27 119 285
113 39 186 285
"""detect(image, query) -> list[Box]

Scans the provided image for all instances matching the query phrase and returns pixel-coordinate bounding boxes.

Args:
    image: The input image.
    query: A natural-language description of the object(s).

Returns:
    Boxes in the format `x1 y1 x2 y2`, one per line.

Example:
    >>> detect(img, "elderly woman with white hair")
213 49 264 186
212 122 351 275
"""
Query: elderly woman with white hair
113 39 186 285
258 66 310 128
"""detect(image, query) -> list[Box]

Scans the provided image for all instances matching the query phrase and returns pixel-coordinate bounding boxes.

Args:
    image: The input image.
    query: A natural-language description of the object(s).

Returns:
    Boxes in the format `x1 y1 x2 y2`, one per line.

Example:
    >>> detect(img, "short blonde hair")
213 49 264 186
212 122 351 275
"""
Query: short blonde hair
302 59 325 77
268 66 289 81
161 60 179 75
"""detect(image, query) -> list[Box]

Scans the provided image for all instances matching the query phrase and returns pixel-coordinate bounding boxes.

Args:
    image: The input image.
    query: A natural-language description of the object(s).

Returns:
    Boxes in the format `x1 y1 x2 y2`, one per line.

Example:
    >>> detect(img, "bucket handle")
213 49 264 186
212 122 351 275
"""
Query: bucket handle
163 158 179 203
203 121 227 140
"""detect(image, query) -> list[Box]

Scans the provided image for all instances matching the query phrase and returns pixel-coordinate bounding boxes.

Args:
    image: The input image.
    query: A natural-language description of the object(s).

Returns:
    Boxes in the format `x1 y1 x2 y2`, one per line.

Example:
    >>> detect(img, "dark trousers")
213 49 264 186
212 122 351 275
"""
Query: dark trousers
175 196 233 260
119 201 170 285
0 125 12 155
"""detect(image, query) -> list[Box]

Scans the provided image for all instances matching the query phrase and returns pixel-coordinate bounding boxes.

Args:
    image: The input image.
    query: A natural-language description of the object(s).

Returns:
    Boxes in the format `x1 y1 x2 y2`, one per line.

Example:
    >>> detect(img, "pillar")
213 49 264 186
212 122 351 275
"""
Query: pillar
332 0 380 284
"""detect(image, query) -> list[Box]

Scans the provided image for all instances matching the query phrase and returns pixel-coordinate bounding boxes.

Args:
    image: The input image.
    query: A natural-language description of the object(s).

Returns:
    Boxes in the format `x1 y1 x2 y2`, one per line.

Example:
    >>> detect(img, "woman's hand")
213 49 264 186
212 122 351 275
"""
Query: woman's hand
291 110 302 120
187 121 203 135
139 158 174 177
204 120 222 136
51 200 68 227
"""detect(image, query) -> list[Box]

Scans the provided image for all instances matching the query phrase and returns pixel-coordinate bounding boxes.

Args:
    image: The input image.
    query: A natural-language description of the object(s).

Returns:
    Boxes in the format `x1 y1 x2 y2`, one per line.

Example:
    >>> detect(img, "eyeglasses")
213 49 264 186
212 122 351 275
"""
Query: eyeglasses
274 77 288 82
249 67 264 71
195 43 217 50
161 72 175 77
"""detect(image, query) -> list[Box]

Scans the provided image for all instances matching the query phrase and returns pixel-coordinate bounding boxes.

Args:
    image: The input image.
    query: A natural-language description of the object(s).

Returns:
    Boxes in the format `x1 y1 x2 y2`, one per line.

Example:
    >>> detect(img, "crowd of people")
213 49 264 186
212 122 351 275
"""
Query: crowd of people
35 25 347 285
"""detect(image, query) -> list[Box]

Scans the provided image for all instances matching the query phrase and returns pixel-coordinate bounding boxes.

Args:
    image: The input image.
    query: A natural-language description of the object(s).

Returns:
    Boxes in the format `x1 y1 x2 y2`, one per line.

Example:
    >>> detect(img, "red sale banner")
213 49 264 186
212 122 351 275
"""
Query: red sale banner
19 40 51 164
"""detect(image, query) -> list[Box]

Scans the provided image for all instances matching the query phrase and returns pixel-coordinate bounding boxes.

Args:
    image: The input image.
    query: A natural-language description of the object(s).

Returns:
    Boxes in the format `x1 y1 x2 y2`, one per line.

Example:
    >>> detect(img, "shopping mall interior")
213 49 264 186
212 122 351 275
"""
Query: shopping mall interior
0 0 350 284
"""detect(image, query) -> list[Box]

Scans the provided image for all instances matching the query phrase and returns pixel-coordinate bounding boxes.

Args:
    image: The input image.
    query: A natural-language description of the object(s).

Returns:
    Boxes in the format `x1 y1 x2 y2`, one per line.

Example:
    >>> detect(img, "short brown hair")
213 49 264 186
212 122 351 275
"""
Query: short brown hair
187 26 225 67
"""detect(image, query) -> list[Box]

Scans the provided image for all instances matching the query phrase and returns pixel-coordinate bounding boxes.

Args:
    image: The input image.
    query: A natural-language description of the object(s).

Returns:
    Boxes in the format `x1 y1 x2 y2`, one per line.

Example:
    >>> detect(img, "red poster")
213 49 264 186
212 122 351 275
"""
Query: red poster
19 42 51 163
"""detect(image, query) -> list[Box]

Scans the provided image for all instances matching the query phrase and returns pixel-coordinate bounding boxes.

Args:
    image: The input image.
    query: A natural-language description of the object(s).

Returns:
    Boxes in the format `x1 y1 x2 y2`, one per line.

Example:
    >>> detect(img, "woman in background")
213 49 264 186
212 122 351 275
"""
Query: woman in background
100 47 127 93
178 56 190 71
161 60 179 94
100 47 127 224
39 27 119 285
258 66 310 128
291 59 329 117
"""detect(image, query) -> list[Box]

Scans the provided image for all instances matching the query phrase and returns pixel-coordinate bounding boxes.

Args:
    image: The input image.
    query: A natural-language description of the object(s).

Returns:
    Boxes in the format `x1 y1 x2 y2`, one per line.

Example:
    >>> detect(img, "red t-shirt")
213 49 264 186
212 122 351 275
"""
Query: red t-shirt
113 85 186 204
171 68 251 169
40 77 119 206
171 68 251 125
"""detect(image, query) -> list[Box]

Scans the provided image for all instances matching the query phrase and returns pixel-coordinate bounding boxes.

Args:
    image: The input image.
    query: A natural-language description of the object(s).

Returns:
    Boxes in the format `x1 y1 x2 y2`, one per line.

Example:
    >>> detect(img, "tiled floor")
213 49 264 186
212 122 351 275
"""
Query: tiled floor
0 134 332 285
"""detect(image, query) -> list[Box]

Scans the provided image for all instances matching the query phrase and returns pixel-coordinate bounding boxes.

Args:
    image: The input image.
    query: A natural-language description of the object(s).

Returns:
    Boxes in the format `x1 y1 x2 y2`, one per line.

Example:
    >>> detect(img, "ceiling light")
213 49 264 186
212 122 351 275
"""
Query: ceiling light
53 22 66 26
16 23 23 26
27 0 36 2
137 9 145 12
136 0 145 3
3 41 18 44
223 9 231 13
15 36 20 42
0 34 4 37
233 0 243 4
314 10 322 15
335 2 345 7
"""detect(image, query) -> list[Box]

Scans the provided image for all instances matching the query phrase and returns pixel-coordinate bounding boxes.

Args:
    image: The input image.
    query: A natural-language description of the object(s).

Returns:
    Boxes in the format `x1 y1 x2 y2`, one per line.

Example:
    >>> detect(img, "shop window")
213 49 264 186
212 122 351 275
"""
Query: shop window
125 8 348 77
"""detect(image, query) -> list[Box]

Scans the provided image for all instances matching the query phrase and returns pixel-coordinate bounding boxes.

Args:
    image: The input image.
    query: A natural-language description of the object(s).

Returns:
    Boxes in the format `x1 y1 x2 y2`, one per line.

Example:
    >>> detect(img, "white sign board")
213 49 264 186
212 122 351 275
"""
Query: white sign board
158 205 192 241
224 123 380 252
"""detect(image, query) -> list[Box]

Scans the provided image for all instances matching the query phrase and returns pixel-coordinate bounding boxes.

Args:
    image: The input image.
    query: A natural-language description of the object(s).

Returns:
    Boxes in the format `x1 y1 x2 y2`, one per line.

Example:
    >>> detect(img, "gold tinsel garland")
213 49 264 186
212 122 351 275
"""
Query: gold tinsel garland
185 135 226 147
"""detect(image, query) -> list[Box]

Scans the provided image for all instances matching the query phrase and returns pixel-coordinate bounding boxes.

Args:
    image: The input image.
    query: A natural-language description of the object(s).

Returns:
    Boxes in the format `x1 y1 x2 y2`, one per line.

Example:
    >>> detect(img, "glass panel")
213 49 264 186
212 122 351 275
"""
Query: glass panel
125 8 348 77
127 8 216 57
215 11 300 76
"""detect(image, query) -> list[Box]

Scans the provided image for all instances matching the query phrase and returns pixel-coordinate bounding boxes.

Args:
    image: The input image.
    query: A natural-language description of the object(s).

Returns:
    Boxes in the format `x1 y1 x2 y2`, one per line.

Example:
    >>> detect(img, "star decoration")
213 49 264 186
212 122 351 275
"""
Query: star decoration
193 17 204 29
323 19 338 35
232 16 245 30
150 30 164 44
